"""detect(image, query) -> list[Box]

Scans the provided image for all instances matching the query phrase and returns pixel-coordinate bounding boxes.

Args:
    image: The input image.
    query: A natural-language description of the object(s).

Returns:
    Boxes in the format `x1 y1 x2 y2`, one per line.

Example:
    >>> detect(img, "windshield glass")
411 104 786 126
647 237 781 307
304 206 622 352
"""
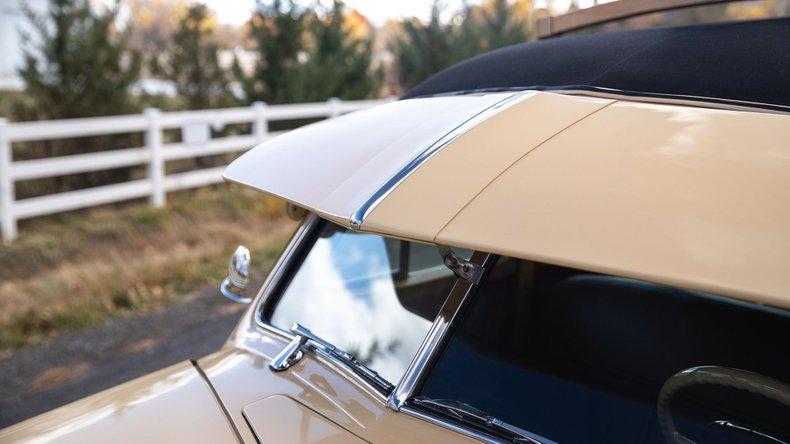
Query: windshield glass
268 222 460 384
418 256 790 443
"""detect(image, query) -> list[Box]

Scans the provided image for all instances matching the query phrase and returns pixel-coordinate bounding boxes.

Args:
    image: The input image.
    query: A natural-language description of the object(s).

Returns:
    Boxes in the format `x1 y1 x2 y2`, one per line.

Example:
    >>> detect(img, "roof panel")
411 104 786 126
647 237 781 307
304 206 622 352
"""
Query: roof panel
222 93 515 224
362 92 612 240
436 101 790 308
223 92 790 309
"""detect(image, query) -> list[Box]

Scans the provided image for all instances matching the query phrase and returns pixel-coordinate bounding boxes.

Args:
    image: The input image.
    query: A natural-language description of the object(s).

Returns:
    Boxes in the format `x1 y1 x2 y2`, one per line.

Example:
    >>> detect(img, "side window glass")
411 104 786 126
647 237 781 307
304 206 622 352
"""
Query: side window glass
268 222 459 384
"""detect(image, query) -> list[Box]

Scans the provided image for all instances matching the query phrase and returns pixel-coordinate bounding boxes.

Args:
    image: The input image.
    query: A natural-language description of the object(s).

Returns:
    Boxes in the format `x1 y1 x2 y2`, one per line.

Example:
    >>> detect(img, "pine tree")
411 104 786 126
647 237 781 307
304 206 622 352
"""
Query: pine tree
18 0 141 119
291 1 379 102
391 1 455 89
392 2 455 91
236 0 306 104
390 0 530 92
452 3 485 63
478 0 529 49
162 3 234 109
15 0 142 196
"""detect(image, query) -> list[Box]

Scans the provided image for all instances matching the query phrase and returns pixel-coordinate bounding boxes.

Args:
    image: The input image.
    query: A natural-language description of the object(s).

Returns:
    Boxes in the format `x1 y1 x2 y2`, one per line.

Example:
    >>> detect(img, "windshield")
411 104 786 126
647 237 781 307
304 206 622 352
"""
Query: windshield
417 256 790 443
267 222 460 384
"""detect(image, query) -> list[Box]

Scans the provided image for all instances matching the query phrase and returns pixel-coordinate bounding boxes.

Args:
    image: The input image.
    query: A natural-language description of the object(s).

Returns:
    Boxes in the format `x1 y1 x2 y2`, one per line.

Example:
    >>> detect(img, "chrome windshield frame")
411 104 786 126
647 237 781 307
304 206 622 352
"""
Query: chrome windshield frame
253 214 321 331
249 214 515 442
251 214 397 402
389 250 494 410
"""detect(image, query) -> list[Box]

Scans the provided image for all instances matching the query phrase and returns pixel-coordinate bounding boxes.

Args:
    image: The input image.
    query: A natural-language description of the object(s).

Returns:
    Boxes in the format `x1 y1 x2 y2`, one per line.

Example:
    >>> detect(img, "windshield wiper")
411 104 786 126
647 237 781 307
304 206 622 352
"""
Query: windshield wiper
269 322 394 393
413 397 545 444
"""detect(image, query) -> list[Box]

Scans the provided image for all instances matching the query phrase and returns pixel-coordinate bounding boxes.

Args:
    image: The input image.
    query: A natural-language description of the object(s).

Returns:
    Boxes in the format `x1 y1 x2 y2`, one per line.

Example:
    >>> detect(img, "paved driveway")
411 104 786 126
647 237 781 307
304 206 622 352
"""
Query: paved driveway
0 287 247 428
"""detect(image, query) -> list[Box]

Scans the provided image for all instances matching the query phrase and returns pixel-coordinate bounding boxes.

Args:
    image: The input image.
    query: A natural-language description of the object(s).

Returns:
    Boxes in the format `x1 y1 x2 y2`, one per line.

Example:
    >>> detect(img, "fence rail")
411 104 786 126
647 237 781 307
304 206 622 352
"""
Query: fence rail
0 97 392 241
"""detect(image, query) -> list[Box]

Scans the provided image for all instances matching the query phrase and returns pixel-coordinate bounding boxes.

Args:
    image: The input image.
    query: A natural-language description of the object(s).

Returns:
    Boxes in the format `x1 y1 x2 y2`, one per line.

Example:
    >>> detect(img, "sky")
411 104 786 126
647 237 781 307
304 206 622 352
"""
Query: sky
202 0 483 26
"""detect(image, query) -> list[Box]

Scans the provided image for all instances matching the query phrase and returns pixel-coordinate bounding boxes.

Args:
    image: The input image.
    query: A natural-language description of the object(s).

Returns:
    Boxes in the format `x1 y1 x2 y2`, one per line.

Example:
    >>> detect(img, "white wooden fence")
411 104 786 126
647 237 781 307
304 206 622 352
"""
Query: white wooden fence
0 98 392 241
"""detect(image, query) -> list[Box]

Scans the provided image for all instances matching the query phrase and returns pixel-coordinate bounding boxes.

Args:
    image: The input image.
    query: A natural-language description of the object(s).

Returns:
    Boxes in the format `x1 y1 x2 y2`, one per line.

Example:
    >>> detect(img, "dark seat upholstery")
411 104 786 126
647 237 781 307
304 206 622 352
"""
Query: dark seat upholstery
531 274 790 401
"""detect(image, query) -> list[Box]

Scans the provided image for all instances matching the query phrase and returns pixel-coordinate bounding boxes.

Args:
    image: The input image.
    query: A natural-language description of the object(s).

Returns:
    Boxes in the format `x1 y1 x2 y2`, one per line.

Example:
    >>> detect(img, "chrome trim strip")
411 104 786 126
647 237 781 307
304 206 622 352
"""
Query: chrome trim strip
388 280 469 409
394 254 552 444
389 251 495 410
409 85 790 115
400 406 500 444
552 88 790 116
349 91 536 228
254 213 320 318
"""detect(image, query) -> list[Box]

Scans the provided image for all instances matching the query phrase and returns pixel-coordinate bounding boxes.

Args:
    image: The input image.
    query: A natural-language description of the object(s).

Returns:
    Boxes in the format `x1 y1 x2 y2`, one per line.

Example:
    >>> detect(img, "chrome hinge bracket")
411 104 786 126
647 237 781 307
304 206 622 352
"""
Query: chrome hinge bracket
438 246 483 284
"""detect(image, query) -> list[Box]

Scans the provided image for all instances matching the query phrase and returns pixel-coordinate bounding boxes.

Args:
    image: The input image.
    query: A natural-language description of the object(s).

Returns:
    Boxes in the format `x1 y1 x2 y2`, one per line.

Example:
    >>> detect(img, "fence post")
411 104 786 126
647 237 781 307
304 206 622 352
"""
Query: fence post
145 108 165 207
251 101 268 143
328 97 341 118
0 118 16 242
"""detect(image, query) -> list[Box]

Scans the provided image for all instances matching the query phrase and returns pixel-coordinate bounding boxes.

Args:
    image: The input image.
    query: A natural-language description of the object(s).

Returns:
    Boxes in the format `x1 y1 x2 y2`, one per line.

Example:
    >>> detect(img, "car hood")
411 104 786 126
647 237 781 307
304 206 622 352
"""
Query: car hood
0 361 239 444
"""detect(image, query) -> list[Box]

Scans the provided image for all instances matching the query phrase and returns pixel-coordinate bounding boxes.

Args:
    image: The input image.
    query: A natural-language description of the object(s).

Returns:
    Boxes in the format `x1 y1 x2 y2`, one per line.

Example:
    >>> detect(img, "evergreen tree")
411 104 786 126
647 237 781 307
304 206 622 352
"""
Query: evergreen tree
390 0 530 91
478 0 529 49
236 0 306 104
161 3 234 109
18 0 141 119
452 3 485 63
15 0 142 197
291 1 379 102
392 3 456 91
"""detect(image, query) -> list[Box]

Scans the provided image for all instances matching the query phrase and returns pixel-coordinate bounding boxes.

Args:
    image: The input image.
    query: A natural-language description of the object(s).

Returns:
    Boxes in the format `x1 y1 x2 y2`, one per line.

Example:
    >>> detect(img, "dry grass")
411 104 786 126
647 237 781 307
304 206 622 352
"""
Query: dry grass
28 362 92 392
0 185 297 353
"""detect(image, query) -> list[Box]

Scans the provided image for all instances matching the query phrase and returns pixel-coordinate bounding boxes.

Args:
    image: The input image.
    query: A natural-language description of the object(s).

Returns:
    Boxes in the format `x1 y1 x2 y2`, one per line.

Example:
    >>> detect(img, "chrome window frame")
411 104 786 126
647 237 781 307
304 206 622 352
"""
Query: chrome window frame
250 214 512 442
250 215 395 401
389 250 494 409
394 253 554 444
253 213 321 334
250 214 463 402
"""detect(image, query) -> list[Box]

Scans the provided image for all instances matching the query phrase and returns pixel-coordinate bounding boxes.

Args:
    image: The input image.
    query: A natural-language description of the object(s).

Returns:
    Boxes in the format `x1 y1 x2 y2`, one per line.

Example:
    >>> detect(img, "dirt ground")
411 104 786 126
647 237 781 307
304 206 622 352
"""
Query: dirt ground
0 285 247 428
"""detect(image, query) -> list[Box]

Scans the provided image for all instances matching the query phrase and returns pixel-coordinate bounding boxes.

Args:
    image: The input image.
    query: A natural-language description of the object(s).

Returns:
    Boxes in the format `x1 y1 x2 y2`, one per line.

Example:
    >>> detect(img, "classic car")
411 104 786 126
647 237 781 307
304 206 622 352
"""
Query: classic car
2 10 790 444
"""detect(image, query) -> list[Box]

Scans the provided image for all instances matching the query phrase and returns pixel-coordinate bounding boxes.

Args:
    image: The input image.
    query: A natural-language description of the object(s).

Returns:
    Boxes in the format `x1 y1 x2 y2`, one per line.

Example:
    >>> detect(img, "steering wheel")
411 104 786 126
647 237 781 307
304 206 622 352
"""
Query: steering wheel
657 366 790 444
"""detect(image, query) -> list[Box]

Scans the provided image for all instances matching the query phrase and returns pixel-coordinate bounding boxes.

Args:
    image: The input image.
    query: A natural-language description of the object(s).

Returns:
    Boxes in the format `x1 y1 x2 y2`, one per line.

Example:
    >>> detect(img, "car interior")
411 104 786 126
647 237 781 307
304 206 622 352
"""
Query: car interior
420 257 790 443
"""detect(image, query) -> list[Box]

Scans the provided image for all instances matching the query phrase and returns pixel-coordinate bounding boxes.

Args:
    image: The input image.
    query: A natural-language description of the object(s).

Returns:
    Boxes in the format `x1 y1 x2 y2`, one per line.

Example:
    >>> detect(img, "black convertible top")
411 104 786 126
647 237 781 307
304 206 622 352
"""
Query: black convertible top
404 18 790 112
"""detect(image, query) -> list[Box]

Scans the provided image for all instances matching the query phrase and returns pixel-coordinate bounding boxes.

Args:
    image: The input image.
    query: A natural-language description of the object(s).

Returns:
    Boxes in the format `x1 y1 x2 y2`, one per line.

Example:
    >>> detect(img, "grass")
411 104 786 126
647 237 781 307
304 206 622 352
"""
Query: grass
0 184 297 354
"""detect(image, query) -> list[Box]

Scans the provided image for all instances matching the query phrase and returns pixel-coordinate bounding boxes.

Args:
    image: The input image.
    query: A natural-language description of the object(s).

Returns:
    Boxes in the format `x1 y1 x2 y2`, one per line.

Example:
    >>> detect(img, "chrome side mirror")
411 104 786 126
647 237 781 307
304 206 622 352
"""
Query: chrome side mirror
220 245 251 304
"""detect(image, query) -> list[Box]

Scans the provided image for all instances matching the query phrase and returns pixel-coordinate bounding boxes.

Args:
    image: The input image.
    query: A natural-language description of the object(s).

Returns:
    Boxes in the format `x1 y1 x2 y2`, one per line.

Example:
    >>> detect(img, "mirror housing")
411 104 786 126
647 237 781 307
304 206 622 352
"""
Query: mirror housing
220 245 252 304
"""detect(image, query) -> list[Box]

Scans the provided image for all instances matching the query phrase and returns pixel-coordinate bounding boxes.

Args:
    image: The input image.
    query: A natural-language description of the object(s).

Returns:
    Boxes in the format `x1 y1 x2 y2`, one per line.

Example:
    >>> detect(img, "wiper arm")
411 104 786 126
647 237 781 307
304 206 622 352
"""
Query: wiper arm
294 323 395 392
413 397 545 444
269 323 394 392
